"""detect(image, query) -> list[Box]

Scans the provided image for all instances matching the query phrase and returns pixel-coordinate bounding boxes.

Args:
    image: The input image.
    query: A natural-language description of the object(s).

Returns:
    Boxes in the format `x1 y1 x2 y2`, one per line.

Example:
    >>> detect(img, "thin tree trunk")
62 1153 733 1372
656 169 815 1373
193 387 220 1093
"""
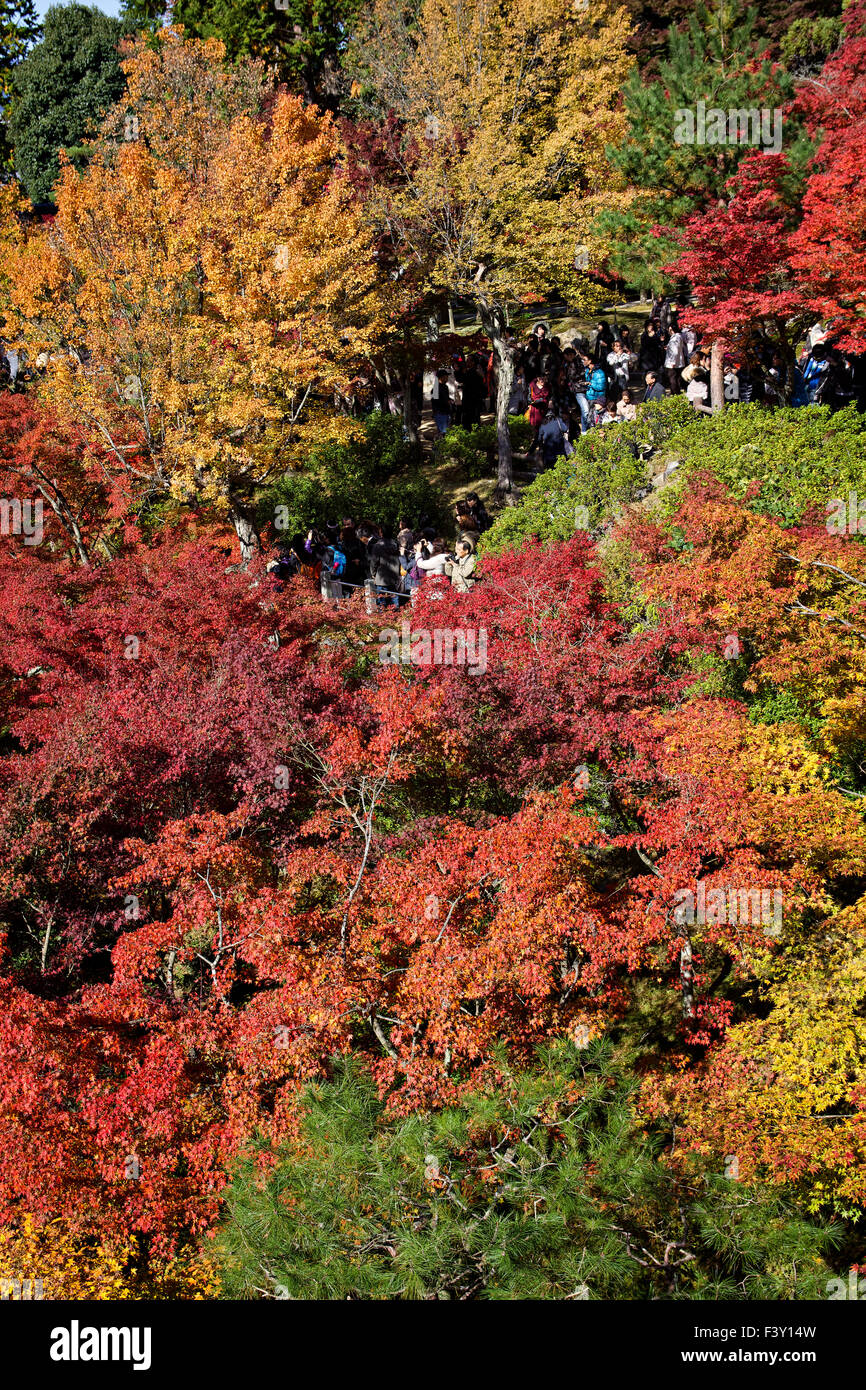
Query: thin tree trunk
447 301 456 332
402 369 418 444
34 479 90 565
680 938 695 1019
710 340 724 414
228 496 261 567
480 303 516 497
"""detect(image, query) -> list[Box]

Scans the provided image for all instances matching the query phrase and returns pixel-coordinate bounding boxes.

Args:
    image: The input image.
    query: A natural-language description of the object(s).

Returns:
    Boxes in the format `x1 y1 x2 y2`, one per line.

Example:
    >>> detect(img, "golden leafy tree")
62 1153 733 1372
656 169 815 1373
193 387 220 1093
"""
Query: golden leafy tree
347 0 634 490
4 31 386 560
0 1213 220 1299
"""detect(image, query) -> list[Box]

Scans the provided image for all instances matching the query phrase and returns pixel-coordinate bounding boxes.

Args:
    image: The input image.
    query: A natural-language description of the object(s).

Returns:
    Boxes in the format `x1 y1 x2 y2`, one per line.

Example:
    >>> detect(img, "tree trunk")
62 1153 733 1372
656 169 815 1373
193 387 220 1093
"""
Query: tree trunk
447 301 456 332
710 340 725 414
34 479 90 566
680 938 695 1019
480 303 516 497
402 369 418 444
228 496 261 567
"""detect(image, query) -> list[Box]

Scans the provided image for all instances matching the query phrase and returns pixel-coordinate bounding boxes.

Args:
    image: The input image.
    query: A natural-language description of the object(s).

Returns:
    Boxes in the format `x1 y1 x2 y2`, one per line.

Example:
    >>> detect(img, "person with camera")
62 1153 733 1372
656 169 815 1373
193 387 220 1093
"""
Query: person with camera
445 537 477 593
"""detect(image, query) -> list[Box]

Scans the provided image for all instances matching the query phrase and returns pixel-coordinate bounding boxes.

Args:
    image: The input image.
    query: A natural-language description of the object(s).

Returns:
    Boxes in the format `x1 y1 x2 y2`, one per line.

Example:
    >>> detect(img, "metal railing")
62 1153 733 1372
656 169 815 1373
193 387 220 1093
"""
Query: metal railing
319 573 409 611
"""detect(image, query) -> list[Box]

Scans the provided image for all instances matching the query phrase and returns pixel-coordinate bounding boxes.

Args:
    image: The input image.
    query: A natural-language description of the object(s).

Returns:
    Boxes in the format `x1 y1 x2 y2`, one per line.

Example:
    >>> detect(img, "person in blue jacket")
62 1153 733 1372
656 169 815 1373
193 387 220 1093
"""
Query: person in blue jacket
584 357 608 428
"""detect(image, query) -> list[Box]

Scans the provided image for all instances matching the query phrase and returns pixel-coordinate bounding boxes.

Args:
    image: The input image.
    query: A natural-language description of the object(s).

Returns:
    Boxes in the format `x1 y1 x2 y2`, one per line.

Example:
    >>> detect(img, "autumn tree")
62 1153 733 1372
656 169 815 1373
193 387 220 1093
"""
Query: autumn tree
345 0 634 493
121 0 361 110
788 1 866 352
0 395 106 564
596 0 803 293
4 30 385 561
663 153 810 396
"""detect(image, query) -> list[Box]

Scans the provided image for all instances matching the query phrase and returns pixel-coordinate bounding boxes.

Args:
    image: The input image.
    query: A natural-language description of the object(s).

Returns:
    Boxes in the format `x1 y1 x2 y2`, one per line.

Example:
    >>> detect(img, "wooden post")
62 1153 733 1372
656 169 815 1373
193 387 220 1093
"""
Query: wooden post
710 340 724 414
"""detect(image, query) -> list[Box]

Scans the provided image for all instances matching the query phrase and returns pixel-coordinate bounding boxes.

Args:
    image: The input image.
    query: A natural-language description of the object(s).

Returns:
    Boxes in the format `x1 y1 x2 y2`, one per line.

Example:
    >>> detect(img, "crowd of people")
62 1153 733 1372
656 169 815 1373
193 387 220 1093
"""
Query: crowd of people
412 296 866 468
268 492 493 604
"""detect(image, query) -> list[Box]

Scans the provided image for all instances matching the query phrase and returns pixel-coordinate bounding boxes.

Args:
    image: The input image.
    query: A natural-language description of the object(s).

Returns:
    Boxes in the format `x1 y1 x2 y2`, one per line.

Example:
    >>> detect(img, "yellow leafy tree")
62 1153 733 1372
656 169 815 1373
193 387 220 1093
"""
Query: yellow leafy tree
347 0 634 489
5 31 386 561
0 1214 220 1300
658 897 866 1218
640 709 866 1217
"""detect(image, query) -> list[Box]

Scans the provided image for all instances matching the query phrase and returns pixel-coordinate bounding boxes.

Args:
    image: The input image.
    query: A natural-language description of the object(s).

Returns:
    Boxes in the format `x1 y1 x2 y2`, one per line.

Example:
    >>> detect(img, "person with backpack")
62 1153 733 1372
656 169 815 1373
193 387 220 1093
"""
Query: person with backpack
320 534 348 601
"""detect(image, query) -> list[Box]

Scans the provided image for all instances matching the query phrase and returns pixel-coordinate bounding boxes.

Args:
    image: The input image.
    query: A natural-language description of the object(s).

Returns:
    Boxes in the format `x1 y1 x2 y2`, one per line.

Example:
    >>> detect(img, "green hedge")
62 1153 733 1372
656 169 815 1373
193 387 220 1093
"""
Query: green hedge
481 399 692 554
261 413 448 536
660 403 866 526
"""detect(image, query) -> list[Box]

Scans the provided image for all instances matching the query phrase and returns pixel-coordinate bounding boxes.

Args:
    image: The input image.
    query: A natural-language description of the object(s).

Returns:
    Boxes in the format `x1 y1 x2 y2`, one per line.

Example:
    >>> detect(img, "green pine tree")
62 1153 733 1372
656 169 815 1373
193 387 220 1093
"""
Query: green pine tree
596 0 811 294
7 3 132 205
0 0 39 175
215 1041 844 1300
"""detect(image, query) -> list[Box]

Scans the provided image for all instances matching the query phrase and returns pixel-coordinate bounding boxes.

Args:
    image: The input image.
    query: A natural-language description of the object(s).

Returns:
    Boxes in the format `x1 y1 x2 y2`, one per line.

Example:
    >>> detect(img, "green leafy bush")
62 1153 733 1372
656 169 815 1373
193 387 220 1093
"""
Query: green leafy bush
215 1043 838 1301
261 413 448 535
434 417 533 480
481 430 645 554
628 394 694 452
660 404 866 526
481 399 693 555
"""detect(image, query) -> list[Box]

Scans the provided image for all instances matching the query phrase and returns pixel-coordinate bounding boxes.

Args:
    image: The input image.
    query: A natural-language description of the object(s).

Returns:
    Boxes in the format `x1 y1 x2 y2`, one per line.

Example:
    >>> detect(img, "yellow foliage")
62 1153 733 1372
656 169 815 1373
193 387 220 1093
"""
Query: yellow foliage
4 31 386 541
352 0 634 310
0 1214 221 1300
654 896 866 1216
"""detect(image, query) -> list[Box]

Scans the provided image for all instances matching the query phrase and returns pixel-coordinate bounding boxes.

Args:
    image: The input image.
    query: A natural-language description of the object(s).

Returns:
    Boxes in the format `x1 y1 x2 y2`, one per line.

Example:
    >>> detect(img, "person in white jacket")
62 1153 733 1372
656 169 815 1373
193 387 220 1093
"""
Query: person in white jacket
606 340 634 394
664 331 685 394
414 540 450 577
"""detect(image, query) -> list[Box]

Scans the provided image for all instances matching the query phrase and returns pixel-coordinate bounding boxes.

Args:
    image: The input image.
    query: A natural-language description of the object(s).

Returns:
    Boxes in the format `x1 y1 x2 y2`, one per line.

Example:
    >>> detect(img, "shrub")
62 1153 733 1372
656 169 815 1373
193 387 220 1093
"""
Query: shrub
481 429 646 554
261 413 448 535
659 404 866 526
480 399 695 556
434 417 533 480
